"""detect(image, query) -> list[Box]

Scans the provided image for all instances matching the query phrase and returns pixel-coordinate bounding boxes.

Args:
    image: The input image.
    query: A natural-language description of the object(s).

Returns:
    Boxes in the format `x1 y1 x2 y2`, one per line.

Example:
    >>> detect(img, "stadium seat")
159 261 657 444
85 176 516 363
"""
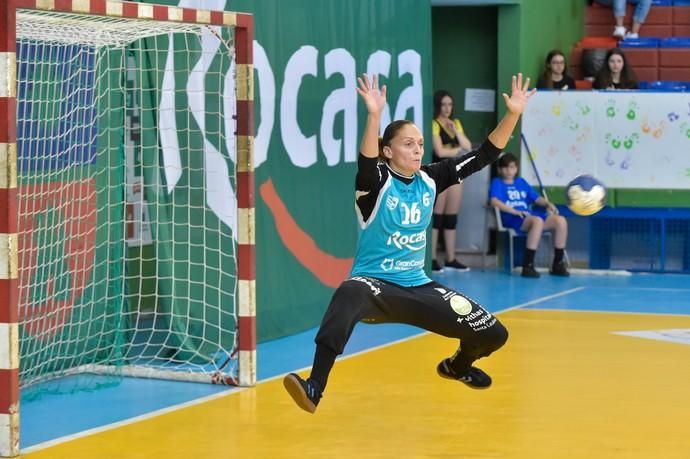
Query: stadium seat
673 4 690 35
575 79 593 90
618 37 661 47
659 37 690 47
660 67 690 80
647 80 689 90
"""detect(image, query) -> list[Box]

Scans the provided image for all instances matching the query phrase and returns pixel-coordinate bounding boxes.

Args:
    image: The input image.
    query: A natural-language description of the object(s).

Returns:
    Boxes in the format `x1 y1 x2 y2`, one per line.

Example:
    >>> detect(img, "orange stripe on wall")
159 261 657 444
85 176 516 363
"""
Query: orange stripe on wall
260 179 352 289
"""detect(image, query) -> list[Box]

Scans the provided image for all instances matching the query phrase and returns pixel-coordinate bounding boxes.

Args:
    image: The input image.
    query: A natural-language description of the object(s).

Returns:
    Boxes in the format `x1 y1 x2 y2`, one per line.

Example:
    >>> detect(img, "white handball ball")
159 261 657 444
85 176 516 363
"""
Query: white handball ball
566 175 607 216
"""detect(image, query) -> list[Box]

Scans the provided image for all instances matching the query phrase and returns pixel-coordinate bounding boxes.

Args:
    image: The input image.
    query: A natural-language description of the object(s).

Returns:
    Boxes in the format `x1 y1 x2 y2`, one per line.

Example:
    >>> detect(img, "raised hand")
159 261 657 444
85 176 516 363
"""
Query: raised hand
356 74 387 115
502 73 536 115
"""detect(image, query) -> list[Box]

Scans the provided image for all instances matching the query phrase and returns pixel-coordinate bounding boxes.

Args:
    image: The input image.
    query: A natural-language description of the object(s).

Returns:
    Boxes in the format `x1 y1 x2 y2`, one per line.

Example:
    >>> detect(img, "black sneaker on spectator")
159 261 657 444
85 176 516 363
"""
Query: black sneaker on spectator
550 260 570 277
521 264 540 278
444 259 470 272
431 259 444 273
437 358 492 389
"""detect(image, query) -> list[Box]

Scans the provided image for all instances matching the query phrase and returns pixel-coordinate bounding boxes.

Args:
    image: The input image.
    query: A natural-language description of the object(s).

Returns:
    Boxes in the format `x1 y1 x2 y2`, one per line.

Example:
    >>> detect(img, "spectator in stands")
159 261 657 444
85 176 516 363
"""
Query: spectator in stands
536 50 577 90
593 48 639 89
430 90 472 273
595 0 651 40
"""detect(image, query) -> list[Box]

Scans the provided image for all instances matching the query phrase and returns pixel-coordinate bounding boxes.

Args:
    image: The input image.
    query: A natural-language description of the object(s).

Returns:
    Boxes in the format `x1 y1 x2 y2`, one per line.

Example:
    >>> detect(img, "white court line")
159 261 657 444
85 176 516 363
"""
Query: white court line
511 267 631 277
585 286 690 292
22 286 586 453
524 307 690 318
497 287 585 314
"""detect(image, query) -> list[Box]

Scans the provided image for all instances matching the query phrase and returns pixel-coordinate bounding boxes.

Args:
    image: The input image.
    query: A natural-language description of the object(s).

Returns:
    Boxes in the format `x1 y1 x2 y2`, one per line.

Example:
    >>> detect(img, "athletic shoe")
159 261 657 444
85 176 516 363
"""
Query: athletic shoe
624 32 639 40
444 259 470 272
431 259 444 273
283 373 321 413
550 260 570 277
521 264 540 278
437 358 492 389
613 26 626 38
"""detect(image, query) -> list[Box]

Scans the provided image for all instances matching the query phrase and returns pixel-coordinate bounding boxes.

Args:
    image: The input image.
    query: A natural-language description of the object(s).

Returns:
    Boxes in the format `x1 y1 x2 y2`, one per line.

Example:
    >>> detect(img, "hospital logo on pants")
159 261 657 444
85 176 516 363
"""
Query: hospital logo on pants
450 295 472 316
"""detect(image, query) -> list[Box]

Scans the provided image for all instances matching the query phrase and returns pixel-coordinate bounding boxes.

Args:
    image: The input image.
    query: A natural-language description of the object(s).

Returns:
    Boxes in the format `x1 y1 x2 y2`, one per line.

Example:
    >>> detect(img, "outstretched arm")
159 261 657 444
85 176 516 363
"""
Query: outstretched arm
488 73 536 149
356 74 387 159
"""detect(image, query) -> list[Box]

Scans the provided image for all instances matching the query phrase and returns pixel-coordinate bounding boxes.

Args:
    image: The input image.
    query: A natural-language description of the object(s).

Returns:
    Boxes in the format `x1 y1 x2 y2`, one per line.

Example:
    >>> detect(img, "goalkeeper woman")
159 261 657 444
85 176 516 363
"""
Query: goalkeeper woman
284 73 535 413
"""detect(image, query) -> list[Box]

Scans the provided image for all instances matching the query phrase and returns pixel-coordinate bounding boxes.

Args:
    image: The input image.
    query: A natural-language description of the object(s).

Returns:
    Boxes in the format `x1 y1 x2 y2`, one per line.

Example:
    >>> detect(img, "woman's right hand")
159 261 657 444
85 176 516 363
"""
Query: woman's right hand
356 74 387 115
445 119 457 134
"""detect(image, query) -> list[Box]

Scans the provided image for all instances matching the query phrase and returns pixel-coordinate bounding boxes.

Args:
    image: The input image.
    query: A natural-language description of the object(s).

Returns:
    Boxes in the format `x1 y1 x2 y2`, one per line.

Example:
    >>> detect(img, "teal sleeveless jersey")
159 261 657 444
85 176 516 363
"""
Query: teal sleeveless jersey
350 169 436 287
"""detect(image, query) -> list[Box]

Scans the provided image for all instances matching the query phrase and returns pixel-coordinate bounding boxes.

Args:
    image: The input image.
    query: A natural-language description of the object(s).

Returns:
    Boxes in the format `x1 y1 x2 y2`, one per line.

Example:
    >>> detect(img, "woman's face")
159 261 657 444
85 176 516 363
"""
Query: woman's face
439 95 453 118
608 54 624 74
549 54 566 76
383 123 424 176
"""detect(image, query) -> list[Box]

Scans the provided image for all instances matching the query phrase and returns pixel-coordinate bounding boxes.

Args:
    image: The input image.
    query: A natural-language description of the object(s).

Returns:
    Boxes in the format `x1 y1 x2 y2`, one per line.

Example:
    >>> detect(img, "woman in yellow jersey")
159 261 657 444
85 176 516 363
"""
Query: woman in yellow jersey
430 90 472 272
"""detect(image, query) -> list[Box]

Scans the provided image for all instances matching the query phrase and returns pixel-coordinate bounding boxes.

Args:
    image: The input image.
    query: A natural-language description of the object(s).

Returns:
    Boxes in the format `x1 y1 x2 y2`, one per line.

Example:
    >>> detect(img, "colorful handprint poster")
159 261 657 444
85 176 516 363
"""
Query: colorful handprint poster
521 91 690 189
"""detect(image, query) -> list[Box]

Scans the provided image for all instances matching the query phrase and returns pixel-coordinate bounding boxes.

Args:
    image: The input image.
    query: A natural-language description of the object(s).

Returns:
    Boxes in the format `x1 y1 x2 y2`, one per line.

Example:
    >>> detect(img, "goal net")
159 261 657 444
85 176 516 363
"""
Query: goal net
13 5 254 397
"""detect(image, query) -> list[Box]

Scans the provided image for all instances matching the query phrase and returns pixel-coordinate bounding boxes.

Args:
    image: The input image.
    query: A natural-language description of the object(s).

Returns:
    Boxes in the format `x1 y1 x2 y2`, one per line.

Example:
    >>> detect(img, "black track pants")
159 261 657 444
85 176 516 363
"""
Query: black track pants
315 276 508 365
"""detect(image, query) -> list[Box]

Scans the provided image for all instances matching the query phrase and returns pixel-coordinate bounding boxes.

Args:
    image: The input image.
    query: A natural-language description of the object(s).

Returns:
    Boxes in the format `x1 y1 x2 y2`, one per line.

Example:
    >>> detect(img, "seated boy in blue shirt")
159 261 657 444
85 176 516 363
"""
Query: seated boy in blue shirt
489 152 569 278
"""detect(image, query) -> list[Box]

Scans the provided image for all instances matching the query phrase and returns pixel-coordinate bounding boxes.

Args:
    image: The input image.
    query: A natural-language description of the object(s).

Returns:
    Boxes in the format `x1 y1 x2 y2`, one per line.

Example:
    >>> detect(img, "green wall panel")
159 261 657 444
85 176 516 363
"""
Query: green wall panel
228 0 434 341
431 7 498 142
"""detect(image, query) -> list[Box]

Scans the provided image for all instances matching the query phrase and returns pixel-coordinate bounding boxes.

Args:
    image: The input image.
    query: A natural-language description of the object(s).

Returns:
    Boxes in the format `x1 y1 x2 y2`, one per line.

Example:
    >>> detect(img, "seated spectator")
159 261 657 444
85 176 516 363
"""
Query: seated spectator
489 153 569 278
536 50 577 90
593 48 639 89
595 0 651 40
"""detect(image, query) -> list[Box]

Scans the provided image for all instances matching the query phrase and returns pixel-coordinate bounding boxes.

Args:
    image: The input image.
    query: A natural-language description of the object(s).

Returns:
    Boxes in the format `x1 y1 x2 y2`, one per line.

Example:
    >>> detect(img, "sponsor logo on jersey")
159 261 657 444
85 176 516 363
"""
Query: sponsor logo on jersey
379 257 425 271
380 258 395 271
386 195 399 210
387 230 426 251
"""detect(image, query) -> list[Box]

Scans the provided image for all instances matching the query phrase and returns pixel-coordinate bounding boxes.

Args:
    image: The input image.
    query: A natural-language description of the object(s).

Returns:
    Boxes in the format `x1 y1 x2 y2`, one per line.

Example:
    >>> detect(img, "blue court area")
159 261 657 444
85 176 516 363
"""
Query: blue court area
22 269 690 451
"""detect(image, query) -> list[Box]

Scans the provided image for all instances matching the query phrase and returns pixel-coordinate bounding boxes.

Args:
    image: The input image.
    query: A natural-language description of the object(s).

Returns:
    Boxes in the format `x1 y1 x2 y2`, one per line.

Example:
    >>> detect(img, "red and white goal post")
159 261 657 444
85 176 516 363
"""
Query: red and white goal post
0 0 255 455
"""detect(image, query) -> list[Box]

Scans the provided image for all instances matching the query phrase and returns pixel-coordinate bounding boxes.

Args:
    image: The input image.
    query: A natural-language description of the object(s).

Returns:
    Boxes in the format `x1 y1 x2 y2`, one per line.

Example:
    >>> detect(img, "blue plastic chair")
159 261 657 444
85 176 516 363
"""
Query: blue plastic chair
619 37 661 48
659 37 690 48
648 80 689 91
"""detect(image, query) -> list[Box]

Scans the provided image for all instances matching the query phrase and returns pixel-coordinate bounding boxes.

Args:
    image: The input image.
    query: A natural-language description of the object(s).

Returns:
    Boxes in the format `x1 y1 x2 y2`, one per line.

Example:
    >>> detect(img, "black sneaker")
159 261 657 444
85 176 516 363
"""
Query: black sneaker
437 358 492 389
550 260 570 277
444 259 470 272
283 373 321 413
521 264 540 278
431 259 444 273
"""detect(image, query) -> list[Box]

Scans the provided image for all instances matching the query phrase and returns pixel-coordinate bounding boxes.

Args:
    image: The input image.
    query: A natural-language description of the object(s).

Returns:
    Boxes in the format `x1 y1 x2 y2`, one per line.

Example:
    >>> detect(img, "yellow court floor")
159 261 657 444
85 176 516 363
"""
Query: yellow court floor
25 309 690 458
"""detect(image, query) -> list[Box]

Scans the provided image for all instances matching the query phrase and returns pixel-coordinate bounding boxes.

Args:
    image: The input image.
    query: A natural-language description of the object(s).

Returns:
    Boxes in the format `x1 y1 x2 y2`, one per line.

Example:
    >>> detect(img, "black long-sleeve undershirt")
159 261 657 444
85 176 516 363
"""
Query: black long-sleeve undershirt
355 139 502 223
